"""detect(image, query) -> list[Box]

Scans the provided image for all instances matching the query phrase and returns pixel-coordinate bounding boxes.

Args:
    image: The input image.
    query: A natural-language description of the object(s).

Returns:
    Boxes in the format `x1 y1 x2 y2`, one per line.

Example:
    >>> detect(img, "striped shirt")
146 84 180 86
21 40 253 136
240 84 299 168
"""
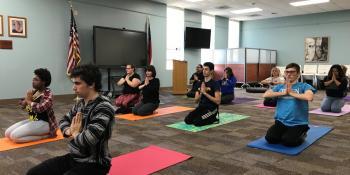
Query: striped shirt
59 95 115 167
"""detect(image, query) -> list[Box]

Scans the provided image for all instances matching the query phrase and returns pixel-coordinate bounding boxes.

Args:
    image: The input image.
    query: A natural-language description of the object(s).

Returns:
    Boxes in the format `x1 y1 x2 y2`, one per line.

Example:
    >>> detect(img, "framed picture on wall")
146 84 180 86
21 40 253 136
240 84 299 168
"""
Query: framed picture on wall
8 16 27 37
305 37 328 63
0 15 3 36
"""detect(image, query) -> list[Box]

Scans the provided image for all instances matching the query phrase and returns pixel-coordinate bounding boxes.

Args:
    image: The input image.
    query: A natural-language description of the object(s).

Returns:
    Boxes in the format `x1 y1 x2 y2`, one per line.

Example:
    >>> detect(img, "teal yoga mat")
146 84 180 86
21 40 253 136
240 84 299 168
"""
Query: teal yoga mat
167 113 249 132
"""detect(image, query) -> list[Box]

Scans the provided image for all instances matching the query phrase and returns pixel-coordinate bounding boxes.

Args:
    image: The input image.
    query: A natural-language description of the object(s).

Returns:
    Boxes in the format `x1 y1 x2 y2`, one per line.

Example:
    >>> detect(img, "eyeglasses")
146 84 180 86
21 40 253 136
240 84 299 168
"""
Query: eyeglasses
125 68 132 70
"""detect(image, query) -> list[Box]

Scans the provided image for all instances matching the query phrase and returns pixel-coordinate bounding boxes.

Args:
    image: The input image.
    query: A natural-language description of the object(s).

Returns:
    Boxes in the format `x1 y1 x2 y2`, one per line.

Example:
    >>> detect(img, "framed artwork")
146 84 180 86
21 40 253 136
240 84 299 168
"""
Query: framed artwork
8 16 27 37
305 37 328 63
0 15 3 36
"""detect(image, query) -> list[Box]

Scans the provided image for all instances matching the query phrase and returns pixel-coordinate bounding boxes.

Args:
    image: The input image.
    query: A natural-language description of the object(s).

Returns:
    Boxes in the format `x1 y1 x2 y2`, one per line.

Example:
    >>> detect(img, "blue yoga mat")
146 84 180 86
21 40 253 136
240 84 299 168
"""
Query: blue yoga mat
247 125 333 155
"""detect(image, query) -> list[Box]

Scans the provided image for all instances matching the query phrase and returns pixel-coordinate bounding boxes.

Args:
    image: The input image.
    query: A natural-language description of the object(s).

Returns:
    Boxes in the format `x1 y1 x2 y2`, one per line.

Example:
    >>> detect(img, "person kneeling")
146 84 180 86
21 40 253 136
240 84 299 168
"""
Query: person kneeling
320 64 348 113
263 63 316 147
184 62 221 127
218 67 237 104
133 65 160 116
5 68 57 143
115 64 141 114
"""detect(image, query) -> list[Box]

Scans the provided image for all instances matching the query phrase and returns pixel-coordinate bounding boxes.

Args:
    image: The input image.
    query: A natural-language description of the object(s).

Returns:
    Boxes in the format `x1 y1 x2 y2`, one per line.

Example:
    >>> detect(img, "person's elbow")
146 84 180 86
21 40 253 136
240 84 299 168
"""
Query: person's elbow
306 95 313 101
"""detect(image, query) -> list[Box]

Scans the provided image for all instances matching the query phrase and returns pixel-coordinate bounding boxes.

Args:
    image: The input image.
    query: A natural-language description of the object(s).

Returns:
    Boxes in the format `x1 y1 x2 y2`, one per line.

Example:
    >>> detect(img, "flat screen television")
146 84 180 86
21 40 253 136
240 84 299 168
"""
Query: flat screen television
185 27 211 49
93 26 147 67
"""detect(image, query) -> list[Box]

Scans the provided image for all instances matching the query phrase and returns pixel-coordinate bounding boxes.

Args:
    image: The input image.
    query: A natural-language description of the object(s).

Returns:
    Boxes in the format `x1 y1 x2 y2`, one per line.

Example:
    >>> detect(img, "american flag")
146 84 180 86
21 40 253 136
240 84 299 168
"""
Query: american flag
66 8 81 76
146 16 152 65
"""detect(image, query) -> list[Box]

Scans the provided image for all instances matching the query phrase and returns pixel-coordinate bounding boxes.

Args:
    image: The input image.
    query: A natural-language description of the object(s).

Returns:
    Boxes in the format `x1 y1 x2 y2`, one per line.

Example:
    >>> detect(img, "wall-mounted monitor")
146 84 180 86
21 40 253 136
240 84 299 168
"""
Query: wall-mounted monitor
185 27 211 49
93 26 147 67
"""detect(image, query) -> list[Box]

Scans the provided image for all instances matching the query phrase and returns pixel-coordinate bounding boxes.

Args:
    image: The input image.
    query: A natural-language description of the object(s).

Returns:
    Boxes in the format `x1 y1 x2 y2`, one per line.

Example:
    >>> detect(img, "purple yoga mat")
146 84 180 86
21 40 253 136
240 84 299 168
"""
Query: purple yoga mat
233 97 258 104
344 96 350 101
309 105 350 117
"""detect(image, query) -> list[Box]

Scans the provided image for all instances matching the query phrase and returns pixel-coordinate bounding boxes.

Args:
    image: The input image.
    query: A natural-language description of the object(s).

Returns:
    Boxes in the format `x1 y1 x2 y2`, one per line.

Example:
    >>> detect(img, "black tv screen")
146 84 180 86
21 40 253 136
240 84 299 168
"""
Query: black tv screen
93 26 147 67
185 27 211 49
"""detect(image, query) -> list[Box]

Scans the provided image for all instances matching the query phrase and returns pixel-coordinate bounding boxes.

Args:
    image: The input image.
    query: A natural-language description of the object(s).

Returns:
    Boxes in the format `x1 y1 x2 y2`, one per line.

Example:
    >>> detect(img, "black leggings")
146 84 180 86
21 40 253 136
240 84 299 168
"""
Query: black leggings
132 102 159 116
27 154 110 175
221 93 234 104
265 120 309 147
184 106 218 126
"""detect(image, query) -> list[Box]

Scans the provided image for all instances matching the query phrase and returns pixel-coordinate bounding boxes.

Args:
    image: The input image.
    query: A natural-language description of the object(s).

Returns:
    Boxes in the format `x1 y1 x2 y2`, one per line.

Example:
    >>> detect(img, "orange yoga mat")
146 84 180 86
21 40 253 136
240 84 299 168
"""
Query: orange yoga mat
0 130 64 152
116 106 193 121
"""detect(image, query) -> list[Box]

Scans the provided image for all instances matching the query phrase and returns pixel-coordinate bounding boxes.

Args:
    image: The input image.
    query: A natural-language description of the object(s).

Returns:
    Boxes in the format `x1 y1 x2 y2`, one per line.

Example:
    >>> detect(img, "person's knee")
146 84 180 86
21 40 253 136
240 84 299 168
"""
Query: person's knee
331 106 342 113
320 105 330 112
184 115 193 124
281 139 303 147
265 134 280 144
132 108 138 115
281 135 304 147
4 128 12 138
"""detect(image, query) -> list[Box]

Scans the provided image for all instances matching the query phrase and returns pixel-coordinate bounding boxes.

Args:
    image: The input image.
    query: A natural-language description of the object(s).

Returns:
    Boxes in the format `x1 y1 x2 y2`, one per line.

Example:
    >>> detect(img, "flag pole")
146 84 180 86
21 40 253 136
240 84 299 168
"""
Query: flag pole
68 0 80 103
68 0 73 9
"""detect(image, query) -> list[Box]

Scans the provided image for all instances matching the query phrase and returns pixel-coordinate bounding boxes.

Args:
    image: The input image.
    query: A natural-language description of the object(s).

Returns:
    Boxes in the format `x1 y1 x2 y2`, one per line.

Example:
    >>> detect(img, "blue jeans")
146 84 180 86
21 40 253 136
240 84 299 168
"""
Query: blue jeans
321 96 345 113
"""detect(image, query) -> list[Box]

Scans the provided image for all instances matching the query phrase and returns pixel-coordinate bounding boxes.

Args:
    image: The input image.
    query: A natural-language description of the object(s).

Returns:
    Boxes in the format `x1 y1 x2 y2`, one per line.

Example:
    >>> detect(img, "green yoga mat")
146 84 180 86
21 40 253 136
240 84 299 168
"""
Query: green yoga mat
167 113 249 132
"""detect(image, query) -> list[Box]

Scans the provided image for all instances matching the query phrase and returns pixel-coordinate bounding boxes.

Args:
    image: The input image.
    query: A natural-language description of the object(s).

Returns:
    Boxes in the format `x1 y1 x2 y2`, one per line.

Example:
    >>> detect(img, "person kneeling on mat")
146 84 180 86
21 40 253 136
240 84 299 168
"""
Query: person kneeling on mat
184 62 221 126
320 64 348 113
115 64 141 114
186 64 204 98
261 67 285 107
27 65 115 175
5 68 58 143
218 67 237 104
263 63 316 147
133 65 160 116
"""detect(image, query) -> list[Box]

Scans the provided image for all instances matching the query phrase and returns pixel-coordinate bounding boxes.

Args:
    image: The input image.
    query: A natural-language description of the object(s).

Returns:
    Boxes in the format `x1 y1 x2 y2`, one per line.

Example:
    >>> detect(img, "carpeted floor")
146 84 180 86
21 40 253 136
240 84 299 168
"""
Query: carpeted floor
0 88 349 175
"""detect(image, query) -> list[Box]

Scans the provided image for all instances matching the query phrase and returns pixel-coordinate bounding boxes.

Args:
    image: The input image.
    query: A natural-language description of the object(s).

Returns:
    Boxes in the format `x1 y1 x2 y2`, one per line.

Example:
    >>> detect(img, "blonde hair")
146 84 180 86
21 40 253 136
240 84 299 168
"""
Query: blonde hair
270 67 281 77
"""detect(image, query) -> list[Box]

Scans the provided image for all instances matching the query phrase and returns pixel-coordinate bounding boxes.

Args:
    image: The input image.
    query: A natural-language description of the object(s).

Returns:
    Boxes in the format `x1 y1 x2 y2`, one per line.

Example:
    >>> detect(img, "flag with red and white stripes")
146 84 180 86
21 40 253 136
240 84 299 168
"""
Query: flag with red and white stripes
146 16 152 65
66 8 81 76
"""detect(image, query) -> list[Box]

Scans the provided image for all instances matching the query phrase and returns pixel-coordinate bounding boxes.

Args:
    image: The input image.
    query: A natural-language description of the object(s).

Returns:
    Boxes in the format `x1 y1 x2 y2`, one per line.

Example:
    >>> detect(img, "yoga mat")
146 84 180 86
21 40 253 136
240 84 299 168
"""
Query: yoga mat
309 105 350 117
167 113 249 132
247 125 333 155
0 130 64 152
109 145 191 175
344 96 350 101
116 106 193 121
254 104 275 109
233 97 258 104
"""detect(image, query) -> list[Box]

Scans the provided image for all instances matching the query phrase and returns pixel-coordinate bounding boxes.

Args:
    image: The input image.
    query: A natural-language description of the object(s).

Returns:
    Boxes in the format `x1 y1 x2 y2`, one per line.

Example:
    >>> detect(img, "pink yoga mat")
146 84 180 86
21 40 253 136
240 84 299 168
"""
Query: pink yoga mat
109 145 191 175
255 104 275 109
309 105 350 117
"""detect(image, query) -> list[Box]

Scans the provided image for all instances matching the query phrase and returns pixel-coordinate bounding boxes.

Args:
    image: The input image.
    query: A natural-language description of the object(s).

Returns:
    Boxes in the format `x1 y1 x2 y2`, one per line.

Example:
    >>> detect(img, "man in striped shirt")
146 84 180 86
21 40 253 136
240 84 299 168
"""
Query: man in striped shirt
28 65 115 175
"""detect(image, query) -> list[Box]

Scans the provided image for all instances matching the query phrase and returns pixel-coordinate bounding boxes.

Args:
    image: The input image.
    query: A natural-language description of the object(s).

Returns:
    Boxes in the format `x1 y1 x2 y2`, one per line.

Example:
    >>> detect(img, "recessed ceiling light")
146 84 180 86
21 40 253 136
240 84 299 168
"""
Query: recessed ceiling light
231 8 263 14
185 0 204 2
290 0 330 7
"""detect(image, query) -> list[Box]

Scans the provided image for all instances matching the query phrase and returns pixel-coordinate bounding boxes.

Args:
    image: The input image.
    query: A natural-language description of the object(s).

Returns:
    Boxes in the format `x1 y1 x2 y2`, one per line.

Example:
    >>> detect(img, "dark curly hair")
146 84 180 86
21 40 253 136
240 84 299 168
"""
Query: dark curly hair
145 65 157 77
70 64 102 91
34 68 51 87
327 64 345 78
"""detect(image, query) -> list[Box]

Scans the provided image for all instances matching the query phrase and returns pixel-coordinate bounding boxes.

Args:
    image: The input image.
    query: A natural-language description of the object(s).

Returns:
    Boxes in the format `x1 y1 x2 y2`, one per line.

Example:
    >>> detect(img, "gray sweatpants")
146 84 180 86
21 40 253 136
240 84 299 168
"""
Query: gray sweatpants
5 119 50 143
